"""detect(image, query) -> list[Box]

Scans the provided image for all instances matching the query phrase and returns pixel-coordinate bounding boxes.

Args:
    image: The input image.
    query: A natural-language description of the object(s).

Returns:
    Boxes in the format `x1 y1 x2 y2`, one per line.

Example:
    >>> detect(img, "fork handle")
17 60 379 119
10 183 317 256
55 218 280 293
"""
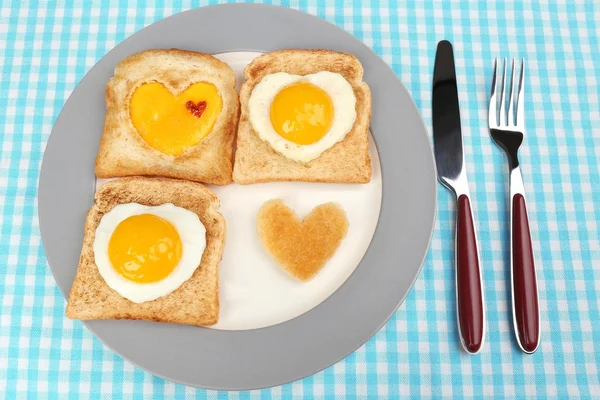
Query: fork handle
456 194 485 354
510 167 540 353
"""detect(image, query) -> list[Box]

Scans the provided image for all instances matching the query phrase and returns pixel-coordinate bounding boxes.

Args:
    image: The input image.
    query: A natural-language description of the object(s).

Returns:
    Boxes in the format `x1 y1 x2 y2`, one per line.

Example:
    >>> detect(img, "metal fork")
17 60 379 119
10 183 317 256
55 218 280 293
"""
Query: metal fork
489 58 540 353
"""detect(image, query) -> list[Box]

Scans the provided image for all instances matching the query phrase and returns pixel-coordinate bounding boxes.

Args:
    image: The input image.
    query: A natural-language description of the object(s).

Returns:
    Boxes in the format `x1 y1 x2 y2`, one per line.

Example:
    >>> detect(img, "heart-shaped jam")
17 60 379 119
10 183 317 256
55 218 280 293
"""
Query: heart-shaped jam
257 199 349 281
129 82 222 156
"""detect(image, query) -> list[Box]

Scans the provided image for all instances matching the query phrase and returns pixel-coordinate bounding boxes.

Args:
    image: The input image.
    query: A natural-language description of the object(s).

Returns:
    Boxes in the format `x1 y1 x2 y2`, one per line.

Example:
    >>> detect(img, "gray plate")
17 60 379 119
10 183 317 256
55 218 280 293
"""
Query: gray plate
38 4 436 390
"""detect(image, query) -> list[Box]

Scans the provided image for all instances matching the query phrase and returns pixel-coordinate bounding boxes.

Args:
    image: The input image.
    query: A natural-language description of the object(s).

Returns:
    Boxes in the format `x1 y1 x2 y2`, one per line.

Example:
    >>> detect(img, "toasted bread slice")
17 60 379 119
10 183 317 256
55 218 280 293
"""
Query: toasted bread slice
233 49 372 184
66 177 225 326
95 49 239 185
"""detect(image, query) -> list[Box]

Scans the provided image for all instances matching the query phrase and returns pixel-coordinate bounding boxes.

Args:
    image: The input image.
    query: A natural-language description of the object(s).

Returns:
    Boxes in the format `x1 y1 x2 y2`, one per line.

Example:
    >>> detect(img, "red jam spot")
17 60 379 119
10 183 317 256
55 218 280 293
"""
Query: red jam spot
186 100 207 118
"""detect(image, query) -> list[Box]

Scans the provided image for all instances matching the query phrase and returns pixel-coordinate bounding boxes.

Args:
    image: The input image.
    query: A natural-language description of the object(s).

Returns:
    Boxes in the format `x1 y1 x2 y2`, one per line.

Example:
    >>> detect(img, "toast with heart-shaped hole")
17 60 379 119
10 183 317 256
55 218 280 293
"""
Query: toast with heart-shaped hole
95 49 239 185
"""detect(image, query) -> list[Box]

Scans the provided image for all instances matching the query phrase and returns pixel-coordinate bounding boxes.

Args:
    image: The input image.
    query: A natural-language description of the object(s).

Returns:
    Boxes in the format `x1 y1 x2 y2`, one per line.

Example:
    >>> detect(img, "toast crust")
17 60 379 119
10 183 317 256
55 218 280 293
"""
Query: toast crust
66 177 225 326
233 49 372 184
95 49 239 185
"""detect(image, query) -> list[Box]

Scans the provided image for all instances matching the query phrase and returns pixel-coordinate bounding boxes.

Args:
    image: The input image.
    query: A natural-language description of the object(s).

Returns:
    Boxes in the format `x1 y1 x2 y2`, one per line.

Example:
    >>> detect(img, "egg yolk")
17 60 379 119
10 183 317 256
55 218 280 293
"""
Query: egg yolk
108 214 182 284
269 82 334 145
129 82 222 156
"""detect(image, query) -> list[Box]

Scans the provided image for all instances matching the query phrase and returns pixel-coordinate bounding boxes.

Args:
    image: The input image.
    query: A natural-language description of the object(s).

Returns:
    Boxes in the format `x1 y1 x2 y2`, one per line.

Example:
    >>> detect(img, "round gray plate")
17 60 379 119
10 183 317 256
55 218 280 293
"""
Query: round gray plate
39 4 436 390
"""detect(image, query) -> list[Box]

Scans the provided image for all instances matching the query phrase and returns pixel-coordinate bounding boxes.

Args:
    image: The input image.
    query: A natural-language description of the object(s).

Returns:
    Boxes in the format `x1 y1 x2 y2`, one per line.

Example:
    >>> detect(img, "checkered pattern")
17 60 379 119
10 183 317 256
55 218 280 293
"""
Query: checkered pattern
1 0 599 398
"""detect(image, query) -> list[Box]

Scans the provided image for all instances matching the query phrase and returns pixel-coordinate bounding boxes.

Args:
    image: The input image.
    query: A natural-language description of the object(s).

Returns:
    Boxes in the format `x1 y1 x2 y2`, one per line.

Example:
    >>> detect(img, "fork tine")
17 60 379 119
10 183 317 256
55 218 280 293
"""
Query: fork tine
516 58 525 129
499 58 507 126
489 58 498 127
508 59 516 126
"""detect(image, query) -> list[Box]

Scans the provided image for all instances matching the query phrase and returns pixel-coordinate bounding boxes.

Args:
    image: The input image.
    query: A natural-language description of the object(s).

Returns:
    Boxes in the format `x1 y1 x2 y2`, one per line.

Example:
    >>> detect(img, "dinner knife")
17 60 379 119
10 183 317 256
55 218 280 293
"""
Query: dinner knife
432 40 486 354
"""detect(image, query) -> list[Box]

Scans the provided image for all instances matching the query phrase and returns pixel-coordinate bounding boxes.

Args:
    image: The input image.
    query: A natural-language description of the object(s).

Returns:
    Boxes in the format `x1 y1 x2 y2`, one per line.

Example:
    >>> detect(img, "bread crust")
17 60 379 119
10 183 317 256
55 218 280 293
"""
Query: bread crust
233 49 372 184
95 49 239 185
66 177 225 326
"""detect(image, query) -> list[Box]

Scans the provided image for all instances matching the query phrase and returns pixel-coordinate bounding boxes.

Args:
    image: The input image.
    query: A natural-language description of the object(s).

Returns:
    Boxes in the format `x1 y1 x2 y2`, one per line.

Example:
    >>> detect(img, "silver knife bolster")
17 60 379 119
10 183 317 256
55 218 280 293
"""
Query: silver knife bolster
440 168 471 198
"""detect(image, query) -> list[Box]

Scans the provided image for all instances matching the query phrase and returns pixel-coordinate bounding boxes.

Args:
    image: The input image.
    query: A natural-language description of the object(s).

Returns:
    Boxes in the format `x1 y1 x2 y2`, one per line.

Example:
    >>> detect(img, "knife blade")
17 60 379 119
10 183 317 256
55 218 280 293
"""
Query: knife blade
432 40 486 354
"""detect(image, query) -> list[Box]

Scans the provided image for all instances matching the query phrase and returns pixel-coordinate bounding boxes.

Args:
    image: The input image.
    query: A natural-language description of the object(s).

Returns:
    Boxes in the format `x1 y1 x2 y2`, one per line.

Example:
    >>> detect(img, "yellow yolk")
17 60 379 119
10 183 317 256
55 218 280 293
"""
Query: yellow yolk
129 82 222 156
269 82 334 145
108 214 182 283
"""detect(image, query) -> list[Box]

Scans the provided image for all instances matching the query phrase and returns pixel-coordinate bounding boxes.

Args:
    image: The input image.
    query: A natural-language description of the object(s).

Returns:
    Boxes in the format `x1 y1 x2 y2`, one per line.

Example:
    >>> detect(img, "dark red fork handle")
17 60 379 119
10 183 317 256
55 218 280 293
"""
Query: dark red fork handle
512 193 540 353
456 195 485 353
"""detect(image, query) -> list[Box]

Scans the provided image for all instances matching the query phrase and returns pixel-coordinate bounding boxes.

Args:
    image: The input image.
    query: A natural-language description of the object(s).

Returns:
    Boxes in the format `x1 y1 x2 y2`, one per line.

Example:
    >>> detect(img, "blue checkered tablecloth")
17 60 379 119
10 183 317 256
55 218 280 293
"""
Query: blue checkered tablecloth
1 1 599 398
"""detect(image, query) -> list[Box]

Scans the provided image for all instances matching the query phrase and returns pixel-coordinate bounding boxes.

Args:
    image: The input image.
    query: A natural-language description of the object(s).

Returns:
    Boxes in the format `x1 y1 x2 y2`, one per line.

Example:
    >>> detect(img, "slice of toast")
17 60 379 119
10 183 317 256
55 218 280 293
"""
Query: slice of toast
95 49 239 185
233 49 372 184
66 177 225 326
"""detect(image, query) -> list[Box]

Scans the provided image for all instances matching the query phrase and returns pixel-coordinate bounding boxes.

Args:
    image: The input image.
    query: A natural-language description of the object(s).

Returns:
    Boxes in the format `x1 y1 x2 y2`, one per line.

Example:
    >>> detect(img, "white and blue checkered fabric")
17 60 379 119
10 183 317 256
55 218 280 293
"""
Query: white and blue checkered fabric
1 1 599 398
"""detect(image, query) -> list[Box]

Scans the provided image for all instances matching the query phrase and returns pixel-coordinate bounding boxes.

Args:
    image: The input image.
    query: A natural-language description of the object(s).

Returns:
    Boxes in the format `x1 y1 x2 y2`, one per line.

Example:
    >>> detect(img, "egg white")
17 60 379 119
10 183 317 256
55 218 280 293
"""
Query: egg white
248 71 357 162
93 203 206 303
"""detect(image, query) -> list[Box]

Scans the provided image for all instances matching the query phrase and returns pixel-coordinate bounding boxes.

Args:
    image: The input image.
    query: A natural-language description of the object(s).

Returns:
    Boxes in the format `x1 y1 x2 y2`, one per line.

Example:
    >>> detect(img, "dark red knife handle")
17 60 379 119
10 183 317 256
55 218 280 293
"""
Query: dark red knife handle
512 193 540 353
456 194 485 353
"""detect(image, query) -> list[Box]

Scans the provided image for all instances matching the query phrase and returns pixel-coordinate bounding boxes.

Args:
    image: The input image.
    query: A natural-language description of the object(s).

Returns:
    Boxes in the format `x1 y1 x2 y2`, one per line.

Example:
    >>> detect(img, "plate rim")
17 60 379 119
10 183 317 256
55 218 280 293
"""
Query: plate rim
38 3 437 390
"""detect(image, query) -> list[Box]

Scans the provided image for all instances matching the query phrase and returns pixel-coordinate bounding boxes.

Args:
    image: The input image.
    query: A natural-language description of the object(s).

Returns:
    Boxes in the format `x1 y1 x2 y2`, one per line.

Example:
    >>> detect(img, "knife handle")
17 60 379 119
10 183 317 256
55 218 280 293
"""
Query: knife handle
511 191 540 353
456 194 485 354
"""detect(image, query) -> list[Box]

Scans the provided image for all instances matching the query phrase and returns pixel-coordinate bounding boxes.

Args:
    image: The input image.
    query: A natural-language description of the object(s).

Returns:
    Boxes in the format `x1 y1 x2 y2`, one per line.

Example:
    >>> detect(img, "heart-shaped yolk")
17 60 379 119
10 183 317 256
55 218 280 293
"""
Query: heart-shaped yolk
257 199 349 281
129 82 222 156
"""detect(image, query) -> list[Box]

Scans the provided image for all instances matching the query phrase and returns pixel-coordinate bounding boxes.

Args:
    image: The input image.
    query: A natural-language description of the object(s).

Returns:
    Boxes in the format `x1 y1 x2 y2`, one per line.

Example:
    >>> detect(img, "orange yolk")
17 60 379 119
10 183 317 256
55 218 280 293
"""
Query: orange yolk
108 214 182 283
129 82 222 156
269 82 334 145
